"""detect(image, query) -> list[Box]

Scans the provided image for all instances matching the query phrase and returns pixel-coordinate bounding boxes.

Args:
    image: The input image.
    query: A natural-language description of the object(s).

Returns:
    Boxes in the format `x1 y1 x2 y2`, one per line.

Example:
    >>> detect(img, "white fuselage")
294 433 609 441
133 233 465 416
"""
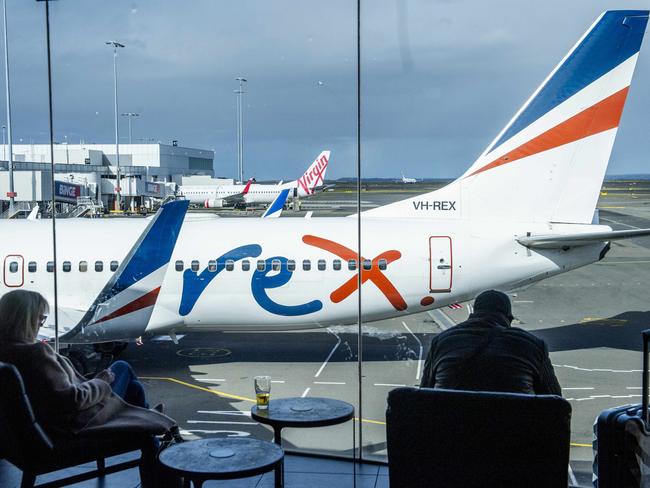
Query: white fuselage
0 217 607 342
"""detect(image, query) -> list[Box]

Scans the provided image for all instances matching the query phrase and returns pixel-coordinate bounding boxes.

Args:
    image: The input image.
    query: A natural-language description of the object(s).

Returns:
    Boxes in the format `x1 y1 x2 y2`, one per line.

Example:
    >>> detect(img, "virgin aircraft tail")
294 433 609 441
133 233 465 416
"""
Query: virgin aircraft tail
364 11 649 224
295 150 330 197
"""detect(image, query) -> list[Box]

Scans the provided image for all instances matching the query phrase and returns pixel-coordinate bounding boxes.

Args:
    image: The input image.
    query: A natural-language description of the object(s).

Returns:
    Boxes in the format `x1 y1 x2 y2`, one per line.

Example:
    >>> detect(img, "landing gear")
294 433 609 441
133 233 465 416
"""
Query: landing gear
93 341 129 356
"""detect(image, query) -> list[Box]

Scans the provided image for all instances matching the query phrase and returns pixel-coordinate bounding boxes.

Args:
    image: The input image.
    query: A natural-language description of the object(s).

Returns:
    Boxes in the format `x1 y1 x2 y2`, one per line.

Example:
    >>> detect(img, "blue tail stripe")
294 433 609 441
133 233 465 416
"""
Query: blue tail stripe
489 10 648 153
113 200 189 293
263 188 290 217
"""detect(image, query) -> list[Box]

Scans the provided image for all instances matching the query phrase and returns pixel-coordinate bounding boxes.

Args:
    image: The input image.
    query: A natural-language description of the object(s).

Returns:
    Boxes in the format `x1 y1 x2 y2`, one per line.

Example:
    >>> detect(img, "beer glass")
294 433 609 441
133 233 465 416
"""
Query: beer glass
254 375 271 409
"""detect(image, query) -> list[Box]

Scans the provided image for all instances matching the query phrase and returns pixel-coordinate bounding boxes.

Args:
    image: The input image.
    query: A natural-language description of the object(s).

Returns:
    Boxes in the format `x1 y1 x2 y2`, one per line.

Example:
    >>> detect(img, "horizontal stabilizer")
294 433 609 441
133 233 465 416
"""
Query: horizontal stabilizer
517 228 650 249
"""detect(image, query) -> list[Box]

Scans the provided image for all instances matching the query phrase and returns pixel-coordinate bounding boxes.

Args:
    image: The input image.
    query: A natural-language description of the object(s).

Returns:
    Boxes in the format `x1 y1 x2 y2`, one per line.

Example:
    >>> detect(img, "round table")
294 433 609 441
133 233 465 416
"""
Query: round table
158 438 284 488
251 397 355 487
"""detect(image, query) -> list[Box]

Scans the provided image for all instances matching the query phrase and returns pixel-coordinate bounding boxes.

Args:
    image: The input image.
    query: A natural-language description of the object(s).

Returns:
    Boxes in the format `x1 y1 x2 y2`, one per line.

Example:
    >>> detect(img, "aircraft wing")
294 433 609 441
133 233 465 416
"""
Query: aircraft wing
222 178 253 205
516 228 650 249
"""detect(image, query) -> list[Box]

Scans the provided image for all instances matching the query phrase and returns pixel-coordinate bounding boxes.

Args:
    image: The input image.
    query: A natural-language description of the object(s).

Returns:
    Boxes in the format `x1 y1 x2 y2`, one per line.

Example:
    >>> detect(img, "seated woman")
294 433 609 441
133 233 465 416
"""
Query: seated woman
0 289 178 487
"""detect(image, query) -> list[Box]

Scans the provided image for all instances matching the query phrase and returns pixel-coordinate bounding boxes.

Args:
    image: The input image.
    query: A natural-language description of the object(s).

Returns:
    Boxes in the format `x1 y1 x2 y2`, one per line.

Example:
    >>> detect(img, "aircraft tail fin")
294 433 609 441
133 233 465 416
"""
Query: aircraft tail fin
363 11 648 224
296 150 330 197
262 188 291 218
242 178 253 195
60 200 189 343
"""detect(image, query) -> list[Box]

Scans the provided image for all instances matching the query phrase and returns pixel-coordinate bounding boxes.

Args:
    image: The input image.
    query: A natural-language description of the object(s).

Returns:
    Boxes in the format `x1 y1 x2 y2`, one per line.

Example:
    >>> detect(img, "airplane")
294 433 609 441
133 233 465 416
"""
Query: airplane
1 10 649 348
180 178 253 208
401 174 417 184
180 150 330 208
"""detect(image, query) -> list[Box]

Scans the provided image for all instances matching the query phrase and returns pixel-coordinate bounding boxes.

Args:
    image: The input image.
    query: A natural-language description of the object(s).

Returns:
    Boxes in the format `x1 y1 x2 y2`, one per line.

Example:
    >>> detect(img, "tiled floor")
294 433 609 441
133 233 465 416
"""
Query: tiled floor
0 451 388 488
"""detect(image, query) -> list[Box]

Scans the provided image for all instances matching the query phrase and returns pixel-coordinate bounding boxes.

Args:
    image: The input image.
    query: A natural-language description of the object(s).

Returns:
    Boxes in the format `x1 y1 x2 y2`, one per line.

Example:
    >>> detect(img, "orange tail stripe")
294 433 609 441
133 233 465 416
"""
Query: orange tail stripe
468 86 629 178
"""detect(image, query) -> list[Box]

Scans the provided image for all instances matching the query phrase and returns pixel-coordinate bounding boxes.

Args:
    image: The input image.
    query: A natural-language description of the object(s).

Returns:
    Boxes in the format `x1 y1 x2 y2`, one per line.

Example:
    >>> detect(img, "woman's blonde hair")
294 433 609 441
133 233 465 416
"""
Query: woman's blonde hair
0 290 49 342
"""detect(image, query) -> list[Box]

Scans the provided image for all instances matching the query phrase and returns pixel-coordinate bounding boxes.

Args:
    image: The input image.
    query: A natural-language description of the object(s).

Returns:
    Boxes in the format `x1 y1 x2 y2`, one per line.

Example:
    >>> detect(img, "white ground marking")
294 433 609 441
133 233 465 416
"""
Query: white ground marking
565 394 641 402
195 378 226 383
271 380 286 384
374 383 407 387
182 430 250 437
554 364 641 373
314 328 342 378
197 410 251 417
301 387 311 397
186 420 258 425
427 309 456 331
562 387 595 391
313 381 346 385
513 300 534 304
600 217 642 230
402 321 423 381
626 387 642 390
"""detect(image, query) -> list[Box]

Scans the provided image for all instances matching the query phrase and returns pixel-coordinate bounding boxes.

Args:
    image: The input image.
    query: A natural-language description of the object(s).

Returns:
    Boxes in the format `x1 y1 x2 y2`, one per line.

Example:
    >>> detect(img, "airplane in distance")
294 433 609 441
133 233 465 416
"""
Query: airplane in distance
1 11 650 347
401 174 417 184
180 150 330 208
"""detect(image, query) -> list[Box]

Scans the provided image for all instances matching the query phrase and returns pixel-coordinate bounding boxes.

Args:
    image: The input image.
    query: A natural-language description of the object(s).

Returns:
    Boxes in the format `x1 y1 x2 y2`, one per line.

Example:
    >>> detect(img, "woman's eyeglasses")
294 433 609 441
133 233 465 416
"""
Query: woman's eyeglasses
39 315 48 326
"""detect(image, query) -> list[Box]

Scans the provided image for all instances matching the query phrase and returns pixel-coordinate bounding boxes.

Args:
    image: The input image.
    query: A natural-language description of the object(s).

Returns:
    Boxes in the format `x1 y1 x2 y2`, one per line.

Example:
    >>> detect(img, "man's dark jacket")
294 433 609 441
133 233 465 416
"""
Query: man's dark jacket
420 311 561 395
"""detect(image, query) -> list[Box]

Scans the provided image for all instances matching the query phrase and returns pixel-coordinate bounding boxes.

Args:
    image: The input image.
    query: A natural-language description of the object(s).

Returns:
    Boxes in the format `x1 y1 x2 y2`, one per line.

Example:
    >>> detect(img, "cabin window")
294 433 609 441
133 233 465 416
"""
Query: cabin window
110 261 119 272
62 261 71 272
9 262 18 273
271 259 281 271
226 260 234 271
302 259 311 271
241 260 250 271
257 260 266 271
318 259 326 271
95 261 103 272
363 259 372 270
348 259 357 271
208 260 217 272
79 261 88 272
378 258 388 270
175 260 184 272
191 260 200 272
47 262 54 273
28 262 37 273
287 260 296 272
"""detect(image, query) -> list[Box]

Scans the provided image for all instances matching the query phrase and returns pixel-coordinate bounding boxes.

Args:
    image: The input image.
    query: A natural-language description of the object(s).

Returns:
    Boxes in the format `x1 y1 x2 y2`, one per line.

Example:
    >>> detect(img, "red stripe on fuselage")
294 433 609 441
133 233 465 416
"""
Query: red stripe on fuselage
92 287 161 325
467 87 629 178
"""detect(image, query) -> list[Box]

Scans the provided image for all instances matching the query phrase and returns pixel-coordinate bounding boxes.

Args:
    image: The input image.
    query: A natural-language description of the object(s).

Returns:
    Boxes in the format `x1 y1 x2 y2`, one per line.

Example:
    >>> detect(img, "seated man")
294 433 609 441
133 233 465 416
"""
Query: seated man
420 290 561 395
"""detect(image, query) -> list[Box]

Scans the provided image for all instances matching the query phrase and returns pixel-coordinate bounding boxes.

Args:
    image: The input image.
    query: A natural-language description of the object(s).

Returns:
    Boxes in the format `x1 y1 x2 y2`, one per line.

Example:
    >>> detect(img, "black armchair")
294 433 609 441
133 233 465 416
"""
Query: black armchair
0 360 149 488
386 387 572 488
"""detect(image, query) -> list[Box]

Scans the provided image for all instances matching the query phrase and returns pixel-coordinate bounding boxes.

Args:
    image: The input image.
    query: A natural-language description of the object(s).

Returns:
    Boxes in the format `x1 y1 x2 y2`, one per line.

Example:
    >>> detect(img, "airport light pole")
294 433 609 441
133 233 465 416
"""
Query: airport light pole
3 0 14 213
121 112 139 144
235 76 246 183
106 40 124 211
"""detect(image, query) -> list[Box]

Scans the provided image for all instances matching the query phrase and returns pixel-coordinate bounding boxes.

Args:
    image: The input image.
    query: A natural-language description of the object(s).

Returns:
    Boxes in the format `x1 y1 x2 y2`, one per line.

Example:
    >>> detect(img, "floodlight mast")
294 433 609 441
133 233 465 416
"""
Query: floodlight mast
106 40 124 210
235 76 247 183
121 112 139 144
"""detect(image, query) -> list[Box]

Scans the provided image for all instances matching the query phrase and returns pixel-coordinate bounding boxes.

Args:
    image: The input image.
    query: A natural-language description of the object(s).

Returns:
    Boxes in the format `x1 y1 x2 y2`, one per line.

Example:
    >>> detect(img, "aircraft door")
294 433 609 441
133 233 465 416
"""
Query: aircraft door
3 255 24 288
429 237 452 292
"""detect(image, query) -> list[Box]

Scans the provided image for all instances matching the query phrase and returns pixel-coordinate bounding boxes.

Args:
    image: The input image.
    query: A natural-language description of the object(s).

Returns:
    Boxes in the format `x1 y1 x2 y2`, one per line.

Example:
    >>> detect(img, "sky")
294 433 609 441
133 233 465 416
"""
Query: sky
3 0 650 179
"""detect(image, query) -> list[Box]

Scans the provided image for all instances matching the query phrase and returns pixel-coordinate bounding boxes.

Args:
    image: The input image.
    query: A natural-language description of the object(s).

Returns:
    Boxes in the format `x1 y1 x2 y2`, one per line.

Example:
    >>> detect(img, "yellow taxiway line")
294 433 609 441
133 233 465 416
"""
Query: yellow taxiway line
141 376 592 446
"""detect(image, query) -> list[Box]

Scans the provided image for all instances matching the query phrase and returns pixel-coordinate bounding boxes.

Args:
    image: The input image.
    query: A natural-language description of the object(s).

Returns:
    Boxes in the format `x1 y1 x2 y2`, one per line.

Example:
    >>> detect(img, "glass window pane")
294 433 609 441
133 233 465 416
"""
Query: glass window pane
241 260 250 271
62 261 71 272
333 259 341 271
302 259 311 271
175 260 184 272
257 260 266 271
47 262 54 273
287 259 296 271
348 259 357 271
9 262 18 273
95 261 104 272
226 260 234 271
191 260 200 272
110 261 119 272
272 259 281 271
378 258 387 270
28 262 37 273
208 260 217 272
363 259 371 270
318 259 326 271
79 261 88 272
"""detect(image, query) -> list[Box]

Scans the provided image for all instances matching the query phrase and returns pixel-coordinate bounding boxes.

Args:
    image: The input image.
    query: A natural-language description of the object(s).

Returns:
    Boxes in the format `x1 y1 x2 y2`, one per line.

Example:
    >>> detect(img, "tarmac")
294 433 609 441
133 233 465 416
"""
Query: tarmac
121 180 650 487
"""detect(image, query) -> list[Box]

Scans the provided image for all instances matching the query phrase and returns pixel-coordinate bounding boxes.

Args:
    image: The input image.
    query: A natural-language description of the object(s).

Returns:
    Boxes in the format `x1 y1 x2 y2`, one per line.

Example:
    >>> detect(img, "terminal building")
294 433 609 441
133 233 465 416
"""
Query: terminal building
0 143 214 215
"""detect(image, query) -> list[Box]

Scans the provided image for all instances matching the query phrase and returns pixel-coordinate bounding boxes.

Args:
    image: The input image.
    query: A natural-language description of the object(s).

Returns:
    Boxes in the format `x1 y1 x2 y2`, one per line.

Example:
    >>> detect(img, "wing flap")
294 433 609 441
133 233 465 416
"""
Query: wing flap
517 228 650 249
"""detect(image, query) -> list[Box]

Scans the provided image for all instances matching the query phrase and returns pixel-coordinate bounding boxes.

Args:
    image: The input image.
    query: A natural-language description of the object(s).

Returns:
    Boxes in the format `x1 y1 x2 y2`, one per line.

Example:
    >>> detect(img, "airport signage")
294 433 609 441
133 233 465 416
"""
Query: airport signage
145 182 162 197
54 180 81 203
